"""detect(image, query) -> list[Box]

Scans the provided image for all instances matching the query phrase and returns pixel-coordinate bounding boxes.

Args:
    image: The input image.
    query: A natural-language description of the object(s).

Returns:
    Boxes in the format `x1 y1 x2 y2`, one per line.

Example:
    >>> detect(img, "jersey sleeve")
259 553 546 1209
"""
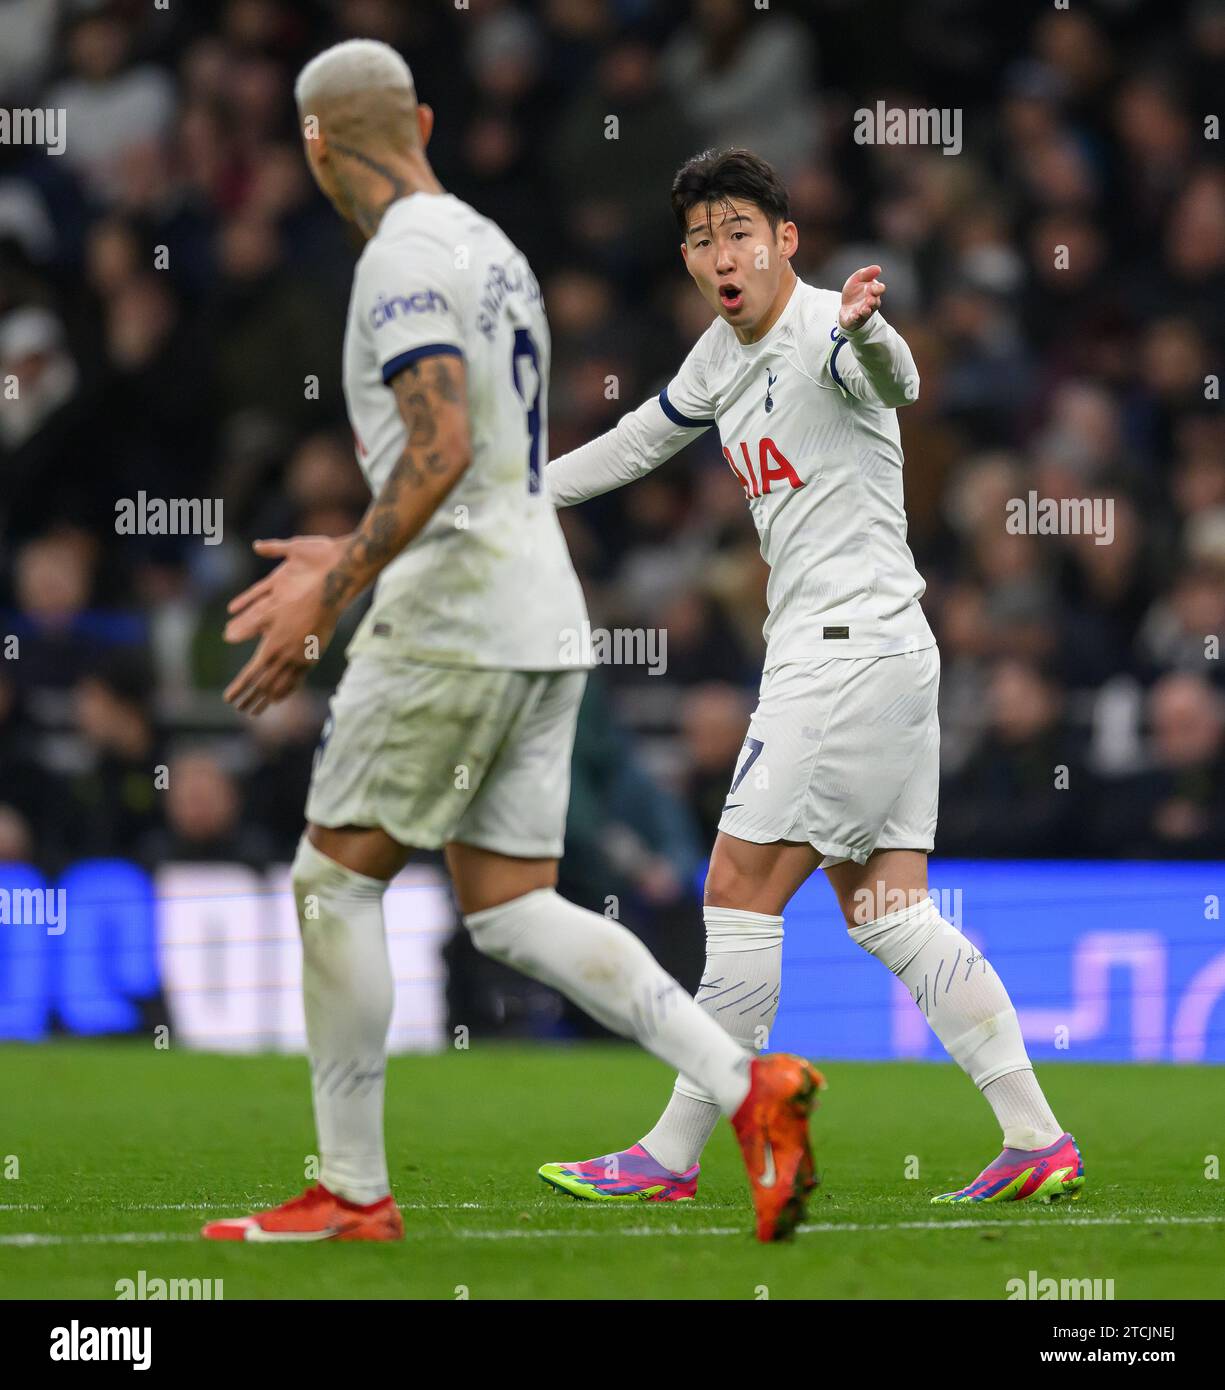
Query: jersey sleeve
822 309 920 409
357 234 467 385
657 333 718 430
546 340 716 507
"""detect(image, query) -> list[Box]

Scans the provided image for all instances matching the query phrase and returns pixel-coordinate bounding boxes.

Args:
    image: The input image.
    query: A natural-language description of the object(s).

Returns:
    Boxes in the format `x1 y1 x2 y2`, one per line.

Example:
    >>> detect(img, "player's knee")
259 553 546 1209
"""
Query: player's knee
463 885 553 966
846 894 943 975
705 905 784 951
703 859 754 910
291 834 385 920
464 887 653 989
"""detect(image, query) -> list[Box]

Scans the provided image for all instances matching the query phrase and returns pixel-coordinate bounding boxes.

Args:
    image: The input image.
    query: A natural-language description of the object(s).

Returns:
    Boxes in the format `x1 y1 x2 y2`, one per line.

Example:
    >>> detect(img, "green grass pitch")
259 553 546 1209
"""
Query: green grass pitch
2 1041 1223 1300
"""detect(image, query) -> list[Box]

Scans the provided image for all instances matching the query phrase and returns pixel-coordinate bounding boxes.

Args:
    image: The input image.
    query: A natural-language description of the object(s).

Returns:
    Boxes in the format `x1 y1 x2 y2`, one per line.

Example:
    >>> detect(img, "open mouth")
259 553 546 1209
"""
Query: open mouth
719 282 744 312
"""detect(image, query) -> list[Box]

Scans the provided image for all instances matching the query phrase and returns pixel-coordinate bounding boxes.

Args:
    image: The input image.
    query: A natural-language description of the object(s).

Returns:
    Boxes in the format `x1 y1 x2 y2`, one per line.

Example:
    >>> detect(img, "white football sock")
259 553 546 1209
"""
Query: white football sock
638 906 783 1173
849 896 1061 1150
292 836 393 1206
464 888 751 1113
982 1070 1063 1152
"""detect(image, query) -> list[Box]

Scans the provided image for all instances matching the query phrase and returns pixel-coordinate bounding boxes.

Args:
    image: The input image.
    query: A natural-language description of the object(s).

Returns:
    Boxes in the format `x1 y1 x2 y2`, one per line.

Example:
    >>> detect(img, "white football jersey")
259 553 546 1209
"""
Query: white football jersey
341 192 589 670
548 277 935 668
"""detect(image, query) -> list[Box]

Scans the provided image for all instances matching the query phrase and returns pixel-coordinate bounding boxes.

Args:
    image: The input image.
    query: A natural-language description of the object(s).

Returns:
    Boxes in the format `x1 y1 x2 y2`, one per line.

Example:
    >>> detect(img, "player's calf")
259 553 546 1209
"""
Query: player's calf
847 892 1068 1155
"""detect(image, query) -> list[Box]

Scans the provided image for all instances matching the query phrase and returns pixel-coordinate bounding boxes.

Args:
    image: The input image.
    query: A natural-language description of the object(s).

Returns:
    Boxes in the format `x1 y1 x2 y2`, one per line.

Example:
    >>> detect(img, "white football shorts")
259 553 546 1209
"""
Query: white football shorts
717 647 941 867
305 654 586 857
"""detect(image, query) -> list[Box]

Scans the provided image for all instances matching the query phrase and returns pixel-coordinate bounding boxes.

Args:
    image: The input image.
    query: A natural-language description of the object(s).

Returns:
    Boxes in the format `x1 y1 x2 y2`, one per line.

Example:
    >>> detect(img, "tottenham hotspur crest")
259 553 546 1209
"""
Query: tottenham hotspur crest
765 369 778 413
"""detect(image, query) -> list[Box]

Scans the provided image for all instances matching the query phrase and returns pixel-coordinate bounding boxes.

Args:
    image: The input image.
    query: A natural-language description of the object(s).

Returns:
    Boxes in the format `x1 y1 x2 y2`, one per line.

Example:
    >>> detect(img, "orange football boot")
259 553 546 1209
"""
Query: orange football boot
201 1183 404 1242
731 1055 827 1242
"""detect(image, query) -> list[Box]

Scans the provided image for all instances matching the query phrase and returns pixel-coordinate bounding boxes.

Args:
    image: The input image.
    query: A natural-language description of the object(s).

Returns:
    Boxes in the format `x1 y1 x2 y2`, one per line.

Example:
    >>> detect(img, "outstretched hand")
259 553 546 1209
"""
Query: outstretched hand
839 264 886 333
223 535 346 717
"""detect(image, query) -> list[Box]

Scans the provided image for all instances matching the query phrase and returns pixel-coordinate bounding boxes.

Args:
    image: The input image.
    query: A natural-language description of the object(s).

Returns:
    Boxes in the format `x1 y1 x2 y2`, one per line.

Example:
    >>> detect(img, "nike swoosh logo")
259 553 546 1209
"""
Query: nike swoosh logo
759 1140 777 1189
721 803 743 813
244 1223 348 1243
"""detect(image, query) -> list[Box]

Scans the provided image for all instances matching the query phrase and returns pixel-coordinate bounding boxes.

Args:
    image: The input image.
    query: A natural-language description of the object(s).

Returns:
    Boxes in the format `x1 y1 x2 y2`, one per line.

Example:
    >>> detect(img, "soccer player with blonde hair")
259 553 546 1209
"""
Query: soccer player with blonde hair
203 44 820 1246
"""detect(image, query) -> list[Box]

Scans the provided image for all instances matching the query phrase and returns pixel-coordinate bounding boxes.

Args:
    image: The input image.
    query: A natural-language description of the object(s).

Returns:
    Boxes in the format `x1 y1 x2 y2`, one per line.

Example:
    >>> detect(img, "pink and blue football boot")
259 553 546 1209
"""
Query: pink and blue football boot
932 1132 1085 1204
538 1143 699 1202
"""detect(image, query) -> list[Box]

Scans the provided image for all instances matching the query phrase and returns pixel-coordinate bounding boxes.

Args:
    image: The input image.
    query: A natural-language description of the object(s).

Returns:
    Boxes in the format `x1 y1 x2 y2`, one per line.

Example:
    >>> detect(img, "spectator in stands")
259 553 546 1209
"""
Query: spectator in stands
1136 564 1225 684
0 674 52 863
5 531 143 691
0 803 34 862
1094 672 1225 857
141 749 271 866
0 0 1218 875
663 0 820 175
679 682 753 846
243 690 325 861
939 659 1092 857
58 651 163 865
45 7 176 206
0 308 94 538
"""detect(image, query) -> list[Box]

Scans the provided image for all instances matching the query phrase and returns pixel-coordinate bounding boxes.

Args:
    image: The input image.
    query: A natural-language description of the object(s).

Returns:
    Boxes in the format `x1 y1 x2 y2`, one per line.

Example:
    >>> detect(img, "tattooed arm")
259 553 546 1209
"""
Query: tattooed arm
222 353 470 715
324 353 470 610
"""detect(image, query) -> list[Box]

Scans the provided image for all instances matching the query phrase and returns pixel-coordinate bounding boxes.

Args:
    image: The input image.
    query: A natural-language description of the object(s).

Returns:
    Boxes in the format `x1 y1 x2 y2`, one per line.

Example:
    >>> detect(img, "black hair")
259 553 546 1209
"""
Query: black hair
670 147 791 236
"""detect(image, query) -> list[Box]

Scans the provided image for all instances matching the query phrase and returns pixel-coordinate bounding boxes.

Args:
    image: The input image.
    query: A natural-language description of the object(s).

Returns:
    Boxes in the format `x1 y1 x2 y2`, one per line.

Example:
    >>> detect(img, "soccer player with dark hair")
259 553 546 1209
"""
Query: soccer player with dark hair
540 147 1084 1208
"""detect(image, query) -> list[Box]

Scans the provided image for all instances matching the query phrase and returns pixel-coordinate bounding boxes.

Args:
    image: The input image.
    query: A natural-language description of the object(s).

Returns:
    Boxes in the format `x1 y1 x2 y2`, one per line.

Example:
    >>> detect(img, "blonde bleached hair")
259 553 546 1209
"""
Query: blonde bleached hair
294 38 415 110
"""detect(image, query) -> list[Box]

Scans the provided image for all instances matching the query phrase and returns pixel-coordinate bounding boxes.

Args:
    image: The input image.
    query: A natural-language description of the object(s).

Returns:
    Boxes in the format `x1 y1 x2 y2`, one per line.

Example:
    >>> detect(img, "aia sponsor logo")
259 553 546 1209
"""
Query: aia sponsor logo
723 437 804 499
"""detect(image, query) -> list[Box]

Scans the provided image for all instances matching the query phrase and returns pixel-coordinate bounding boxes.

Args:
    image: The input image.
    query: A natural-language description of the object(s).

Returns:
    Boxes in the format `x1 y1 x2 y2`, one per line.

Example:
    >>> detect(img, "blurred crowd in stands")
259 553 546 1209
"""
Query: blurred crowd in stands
1 0 1223 940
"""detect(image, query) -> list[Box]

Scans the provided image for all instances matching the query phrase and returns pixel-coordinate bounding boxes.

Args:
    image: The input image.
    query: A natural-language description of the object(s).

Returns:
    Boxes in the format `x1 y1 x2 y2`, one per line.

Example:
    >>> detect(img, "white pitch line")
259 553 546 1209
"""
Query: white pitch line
2 1213 1222 1248
1 1232 199 1247
102 1201 490 1212
2 1201 492 1213
452 1213 1225 1241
